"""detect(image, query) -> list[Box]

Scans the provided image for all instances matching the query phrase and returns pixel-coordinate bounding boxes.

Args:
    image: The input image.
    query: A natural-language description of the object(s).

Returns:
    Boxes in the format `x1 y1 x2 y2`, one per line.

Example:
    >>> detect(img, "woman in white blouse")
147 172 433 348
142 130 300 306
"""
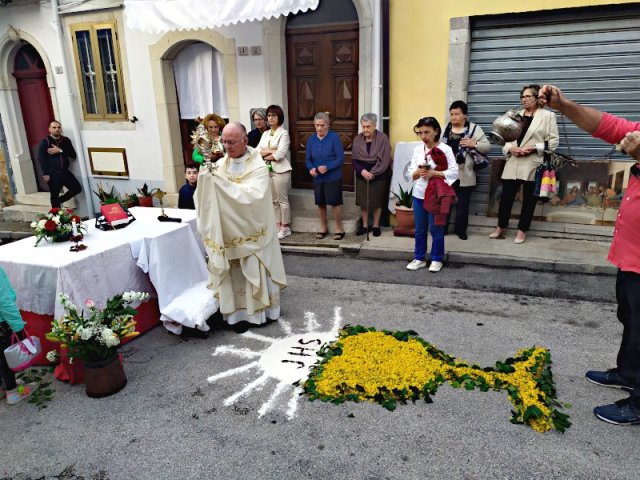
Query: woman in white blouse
406 116 458 273
258 105 293 239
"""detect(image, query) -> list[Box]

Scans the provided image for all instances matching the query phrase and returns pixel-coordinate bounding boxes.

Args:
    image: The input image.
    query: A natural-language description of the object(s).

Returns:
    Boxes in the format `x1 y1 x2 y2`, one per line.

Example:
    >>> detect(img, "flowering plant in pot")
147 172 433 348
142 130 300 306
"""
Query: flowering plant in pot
46 291 150 397
47 291 149 363
31 208 85 246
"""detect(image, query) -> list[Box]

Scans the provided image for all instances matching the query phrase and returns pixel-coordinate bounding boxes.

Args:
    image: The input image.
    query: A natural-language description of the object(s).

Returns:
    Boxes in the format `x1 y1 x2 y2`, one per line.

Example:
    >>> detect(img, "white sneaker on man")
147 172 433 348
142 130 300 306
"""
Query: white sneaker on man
406 259 427 271
428 261 443 272
278 226 292 239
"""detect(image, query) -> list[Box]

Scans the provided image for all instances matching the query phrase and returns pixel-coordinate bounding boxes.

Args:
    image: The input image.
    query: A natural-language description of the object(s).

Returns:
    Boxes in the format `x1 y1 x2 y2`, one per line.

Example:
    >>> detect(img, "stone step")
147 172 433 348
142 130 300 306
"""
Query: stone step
291 215 359 234
286 188 361 234
289 189 360 216
15 192 76 208
3 204 48 222
465 214 613 241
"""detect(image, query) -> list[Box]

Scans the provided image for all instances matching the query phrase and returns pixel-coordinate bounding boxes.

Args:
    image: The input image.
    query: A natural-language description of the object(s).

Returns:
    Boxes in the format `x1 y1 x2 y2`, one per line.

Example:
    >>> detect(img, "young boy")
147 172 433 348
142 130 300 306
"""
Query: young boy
178 163 198 209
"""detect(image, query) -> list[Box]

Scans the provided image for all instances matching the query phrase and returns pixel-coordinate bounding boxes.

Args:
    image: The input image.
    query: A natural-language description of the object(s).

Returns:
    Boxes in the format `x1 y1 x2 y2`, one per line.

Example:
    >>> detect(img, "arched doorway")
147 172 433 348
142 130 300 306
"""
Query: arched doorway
286 0 359 191
173 42 229 166
149 30 238 193
13 43 54 192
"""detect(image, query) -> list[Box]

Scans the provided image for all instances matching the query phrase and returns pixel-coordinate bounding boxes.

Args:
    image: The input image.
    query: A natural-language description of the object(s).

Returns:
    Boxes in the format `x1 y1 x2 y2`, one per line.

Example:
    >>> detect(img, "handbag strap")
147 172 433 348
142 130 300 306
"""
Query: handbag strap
11 331 37 355
10 328 30 344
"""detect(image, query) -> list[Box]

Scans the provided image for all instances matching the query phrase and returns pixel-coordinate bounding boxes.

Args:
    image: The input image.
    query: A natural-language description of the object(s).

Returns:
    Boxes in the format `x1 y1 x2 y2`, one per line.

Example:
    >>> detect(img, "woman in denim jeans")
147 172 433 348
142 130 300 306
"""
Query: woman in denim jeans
406 117 458 273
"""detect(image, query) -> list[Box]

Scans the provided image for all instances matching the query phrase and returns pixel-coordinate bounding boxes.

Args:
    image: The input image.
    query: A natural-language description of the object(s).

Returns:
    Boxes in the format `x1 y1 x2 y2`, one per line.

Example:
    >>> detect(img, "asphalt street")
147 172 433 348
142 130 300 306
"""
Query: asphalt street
2 255 637 480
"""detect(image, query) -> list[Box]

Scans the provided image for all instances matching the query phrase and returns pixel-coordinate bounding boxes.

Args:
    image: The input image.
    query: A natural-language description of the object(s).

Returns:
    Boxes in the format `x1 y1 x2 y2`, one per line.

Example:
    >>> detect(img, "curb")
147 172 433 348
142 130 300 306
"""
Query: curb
446 251 616 276
292 240 617 276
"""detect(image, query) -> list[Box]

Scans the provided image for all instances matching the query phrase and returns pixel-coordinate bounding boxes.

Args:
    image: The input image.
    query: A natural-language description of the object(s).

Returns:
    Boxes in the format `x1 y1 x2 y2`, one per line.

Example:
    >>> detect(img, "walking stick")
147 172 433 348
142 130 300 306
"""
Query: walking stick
366 177 370 241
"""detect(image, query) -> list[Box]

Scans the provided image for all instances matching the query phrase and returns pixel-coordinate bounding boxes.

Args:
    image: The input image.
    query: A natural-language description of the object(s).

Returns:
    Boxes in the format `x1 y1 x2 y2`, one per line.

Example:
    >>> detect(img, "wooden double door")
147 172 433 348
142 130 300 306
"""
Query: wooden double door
286 23 359 190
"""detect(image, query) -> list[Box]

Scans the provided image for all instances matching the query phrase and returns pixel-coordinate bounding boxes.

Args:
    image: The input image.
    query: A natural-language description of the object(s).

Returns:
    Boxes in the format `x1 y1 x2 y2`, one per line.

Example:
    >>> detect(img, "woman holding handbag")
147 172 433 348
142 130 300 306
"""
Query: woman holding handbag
489 84 559 244
0 267 39 405
442 100 491 240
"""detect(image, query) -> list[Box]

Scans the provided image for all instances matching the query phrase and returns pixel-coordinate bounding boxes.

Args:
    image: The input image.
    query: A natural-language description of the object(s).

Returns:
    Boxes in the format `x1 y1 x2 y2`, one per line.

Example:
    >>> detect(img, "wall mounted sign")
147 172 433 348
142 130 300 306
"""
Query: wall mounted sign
88 147 129 177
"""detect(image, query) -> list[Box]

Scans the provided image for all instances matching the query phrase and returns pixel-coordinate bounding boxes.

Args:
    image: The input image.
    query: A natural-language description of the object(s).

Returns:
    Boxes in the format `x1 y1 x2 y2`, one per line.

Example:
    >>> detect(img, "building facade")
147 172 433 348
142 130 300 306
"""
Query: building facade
0 0 382 217
390 0 640 223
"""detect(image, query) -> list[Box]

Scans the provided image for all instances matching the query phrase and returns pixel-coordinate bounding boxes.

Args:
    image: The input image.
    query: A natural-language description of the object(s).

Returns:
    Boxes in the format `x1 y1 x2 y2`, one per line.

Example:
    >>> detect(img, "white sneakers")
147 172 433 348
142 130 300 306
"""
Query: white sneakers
406 259 443 272
428 261 443 272
6 382 39 405
277 226 292 240
406 259 427 271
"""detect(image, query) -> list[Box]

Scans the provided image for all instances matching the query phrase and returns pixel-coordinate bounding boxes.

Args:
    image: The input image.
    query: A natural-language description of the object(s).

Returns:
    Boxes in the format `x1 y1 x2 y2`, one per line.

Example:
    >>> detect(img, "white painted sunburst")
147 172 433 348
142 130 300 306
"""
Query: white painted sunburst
207 307 343 419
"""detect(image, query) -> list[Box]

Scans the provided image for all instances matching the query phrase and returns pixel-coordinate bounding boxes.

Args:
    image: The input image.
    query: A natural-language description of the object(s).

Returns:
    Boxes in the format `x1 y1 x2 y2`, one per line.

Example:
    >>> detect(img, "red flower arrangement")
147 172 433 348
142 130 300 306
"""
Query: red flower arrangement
31 208 85 246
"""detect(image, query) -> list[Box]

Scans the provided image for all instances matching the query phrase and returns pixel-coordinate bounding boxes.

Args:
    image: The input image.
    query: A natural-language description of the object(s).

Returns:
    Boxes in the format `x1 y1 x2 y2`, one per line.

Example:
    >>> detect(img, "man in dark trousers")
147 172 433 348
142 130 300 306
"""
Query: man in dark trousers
37 120 82 208
540 85 640 426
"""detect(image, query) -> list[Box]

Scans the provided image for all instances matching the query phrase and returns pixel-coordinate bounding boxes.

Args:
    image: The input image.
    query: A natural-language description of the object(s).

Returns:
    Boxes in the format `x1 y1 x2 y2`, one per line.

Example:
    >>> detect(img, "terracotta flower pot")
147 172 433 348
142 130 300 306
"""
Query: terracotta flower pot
83 355 127 398
394 205 415 230
138 196 153 207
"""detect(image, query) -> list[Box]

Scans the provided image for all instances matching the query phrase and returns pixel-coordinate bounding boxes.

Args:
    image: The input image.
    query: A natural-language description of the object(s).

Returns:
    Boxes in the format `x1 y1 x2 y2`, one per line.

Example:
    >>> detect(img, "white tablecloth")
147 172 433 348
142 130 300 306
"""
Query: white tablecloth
0 207 216 331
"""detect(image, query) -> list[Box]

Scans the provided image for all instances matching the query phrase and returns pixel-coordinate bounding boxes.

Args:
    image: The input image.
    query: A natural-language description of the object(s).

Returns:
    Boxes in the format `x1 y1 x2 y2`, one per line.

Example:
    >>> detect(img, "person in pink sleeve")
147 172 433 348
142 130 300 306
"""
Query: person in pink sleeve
540 84 640 426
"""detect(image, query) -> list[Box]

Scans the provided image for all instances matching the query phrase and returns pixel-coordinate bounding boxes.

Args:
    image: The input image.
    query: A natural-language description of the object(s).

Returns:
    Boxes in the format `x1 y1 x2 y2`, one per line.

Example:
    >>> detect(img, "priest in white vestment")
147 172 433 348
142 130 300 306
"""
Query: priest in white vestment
195 122 287 329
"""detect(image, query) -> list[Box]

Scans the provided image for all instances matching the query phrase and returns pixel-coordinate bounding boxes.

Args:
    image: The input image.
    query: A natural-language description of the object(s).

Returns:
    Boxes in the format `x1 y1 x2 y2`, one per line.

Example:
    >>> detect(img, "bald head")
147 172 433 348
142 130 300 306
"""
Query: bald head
221 122 249 158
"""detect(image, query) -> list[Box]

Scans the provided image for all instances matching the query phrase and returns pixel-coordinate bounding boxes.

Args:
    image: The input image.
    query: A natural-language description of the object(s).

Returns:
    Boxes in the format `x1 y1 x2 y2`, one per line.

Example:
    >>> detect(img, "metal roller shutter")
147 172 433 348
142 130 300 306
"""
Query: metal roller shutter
466 4 640 216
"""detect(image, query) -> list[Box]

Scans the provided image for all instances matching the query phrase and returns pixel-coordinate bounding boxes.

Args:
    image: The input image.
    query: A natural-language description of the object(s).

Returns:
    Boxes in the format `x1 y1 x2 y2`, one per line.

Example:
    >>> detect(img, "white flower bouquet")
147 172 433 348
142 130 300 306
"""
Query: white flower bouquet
46 291 150 363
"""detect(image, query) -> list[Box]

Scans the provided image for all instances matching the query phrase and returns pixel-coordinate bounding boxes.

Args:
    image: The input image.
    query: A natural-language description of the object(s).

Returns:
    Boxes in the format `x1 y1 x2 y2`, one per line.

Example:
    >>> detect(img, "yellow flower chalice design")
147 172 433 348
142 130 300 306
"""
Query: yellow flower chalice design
302 326 571 433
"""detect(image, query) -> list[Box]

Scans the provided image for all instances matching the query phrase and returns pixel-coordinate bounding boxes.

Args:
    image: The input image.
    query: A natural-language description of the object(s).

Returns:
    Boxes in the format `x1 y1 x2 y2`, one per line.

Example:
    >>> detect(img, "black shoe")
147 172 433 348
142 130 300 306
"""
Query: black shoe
594 398 640 425
457 232 468 240
586 369 633 391
355 226 369 236
180 327 210 339
206 310 224 330
231 321 251 334
371 227 381 237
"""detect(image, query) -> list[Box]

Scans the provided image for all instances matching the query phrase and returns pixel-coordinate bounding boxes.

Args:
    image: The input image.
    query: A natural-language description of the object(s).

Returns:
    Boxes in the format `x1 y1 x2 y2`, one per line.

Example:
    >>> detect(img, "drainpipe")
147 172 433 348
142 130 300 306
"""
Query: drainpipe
371 0 382 123
381 0 389 136
51 0 95 217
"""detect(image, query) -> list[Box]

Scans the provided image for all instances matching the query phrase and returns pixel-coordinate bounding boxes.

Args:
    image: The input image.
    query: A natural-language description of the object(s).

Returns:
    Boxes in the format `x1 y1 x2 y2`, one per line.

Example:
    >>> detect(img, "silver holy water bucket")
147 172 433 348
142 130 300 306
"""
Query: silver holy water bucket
487 109 524 145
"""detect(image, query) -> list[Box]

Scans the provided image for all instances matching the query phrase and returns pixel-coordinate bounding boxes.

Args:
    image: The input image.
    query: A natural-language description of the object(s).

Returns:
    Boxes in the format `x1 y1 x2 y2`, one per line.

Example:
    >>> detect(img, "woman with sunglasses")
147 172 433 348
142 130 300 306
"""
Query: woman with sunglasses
406 117 458 273
489 84 559 244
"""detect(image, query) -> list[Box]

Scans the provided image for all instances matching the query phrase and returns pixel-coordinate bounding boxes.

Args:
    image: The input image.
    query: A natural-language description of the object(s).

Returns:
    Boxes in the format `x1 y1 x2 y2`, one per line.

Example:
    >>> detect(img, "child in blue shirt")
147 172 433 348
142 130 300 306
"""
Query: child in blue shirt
178 163 198 209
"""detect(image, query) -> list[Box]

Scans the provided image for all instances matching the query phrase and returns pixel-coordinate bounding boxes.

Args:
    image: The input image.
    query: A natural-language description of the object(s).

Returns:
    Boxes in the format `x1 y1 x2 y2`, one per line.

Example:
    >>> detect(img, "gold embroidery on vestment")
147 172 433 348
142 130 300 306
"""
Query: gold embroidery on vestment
203 228 266 253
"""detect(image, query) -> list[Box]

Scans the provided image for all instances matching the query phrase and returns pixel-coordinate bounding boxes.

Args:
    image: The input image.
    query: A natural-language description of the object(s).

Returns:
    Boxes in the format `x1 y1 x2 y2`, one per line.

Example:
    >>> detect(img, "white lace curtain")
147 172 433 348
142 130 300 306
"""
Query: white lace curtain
173 43 229 120
124 0 319 33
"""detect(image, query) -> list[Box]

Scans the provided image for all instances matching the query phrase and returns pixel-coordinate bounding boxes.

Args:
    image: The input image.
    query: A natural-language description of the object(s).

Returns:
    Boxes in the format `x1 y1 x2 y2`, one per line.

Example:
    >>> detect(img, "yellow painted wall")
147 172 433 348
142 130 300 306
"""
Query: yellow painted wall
389 0 640 143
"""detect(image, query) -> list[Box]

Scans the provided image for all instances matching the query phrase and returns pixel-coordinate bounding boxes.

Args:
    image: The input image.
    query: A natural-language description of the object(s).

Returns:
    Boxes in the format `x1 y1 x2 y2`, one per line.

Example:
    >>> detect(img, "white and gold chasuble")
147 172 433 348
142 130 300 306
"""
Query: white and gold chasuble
195 147 287 325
